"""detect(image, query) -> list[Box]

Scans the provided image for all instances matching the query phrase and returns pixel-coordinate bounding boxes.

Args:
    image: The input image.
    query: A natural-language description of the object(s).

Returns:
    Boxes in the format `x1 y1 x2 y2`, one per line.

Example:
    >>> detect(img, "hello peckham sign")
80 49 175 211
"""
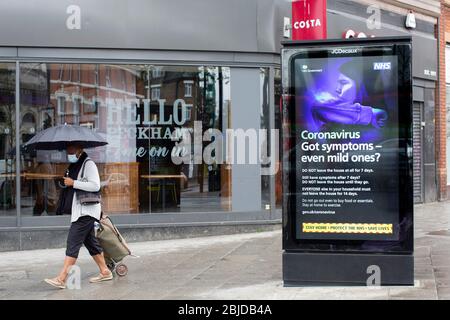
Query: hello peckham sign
292 0 327 41
104 97 279 175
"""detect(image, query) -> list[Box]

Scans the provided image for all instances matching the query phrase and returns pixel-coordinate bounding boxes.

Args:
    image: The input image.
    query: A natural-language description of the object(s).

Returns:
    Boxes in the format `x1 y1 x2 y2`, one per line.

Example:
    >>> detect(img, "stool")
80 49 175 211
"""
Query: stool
147 184 161 202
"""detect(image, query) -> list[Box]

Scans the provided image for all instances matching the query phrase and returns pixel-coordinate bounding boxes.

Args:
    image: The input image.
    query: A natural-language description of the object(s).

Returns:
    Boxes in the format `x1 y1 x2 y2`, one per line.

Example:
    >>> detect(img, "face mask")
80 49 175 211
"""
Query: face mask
67 154 78 163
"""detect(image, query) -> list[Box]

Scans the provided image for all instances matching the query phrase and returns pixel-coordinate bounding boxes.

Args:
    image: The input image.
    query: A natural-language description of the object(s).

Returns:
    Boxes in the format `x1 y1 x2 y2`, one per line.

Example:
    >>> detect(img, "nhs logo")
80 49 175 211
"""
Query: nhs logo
373 62 391 70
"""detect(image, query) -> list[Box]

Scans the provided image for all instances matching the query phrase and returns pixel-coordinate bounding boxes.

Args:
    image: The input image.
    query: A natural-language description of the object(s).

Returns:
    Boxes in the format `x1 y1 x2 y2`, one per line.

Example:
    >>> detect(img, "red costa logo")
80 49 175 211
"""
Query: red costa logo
292 0 327 40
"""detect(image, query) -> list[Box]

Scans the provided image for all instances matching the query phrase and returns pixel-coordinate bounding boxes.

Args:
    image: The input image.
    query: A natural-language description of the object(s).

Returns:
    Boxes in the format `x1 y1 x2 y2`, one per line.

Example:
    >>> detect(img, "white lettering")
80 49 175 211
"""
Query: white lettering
367 5 381 30
66 5 81 30
331 48 358 54
293 19 321 29
158 99 172 125
173 99 187 125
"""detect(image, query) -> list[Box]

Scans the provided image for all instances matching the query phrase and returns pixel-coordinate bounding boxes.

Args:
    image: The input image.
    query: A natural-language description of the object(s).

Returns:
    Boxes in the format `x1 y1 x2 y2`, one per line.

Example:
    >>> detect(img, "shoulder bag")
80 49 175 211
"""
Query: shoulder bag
77 158 102 205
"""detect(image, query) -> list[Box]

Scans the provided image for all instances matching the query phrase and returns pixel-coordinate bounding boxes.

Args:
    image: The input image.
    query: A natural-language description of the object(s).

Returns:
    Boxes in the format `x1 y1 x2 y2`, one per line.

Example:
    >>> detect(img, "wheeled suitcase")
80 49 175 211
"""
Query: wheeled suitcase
96 214 132 276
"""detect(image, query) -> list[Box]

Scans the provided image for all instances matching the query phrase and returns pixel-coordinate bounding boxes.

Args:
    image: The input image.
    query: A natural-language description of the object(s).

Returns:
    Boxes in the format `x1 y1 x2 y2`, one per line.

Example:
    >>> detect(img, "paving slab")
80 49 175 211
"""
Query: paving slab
1 201 450 299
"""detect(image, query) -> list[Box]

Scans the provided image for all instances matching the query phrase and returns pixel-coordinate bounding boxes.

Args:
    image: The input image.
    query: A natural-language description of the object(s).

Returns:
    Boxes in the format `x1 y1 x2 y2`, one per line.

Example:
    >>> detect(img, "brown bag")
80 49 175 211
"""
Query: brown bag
96 215 131 264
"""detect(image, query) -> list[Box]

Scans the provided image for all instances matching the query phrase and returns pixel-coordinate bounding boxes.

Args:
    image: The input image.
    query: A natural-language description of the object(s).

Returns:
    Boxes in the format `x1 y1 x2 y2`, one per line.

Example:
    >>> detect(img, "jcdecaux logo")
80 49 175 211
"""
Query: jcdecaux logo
330 48 359 54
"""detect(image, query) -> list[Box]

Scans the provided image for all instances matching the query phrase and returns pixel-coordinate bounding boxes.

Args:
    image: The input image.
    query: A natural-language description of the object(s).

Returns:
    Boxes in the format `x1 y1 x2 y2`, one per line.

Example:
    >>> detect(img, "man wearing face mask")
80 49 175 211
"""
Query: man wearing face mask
44 143 112 289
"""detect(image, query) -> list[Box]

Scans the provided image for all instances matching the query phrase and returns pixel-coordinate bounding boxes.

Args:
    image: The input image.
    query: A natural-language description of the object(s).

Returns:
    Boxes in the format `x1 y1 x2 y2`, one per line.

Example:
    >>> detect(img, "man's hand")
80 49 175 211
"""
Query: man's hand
63 177 75 187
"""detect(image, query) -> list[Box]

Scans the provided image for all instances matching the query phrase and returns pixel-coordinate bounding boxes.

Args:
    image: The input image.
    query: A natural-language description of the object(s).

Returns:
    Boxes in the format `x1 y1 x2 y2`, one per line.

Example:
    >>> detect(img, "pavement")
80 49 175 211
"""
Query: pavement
1 201 450 300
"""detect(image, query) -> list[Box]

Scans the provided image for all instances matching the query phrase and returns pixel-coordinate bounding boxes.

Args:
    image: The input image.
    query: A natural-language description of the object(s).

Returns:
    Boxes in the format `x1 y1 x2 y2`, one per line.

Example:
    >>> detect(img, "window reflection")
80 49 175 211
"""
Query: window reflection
0 63 16 216
260 68 271 211
19 63 231 216
274 68 282 209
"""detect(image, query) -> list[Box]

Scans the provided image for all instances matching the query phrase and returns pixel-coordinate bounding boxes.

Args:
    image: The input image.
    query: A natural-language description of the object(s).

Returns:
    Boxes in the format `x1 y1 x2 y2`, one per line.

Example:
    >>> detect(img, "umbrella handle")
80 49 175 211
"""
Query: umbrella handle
57 180 67 189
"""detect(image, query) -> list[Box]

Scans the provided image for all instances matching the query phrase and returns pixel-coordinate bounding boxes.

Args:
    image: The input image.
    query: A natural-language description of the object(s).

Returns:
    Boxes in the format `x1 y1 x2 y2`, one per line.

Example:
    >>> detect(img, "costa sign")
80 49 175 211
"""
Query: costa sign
292 0 327 40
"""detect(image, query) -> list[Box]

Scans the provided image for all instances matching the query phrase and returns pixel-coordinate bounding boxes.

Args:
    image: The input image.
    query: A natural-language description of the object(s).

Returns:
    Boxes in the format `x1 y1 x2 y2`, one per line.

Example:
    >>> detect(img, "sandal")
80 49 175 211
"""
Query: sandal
44 277 66 289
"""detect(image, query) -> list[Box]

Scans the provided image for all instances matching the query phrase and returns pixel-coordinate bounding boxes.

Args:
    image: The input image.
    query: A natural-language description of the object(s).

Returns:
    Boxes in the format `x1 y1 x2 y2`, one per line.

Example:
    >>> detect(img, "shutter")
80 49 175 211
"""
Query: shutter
412 102 424 203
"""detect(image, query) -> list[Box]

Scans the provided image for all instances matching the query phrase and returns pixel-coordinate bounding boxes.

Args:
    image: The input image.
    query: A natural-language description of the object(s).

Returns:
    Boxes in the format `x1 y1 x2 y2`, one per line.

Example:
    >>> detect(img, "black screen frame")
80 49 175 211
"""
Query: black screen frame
281 37 413 254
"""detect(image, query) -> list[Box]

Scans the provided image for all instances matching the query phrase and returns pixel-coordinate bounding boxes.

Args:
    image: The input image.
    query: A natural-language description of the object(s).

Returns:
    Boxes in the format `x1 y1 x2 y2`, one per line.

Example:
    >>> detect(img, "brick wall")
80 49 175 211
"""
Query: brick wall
438 0 448 200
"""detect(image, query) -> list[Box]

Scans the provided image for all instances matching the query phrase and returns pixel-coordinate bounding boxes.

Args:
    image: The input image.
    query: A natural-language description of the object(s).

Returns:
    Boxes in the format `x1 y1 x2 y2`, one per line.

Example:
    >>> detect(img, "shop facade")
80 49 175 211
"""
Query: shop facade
0 0 289 251
0 0 445 251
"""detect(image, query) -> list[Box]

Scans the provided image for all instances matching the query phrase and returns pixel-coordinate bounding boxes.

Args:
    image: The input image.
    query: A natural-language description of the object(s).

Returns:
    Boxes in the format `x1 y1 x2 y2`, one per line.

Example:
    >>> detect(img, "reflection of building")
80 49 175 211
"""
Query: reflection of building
16 63 233 215
46 64 145 213
0 65 16 182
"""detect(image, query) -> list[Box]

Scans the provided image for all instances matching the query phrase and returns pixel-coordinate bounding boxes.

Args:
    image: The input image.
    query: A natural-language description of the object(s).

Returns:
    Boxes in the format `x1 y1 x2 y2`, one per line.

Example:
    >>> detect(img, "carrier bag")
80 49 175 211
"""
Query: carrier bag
96 215 131 263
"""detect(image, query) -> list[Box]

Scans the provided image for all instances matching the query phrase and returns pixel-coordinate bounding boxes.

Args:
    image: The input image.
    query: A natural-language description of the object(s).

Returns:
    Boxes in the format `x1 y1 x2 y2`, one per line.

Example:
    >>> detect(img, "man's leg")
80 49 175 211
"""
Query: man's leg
88 252 113 283
83 221 112 278
91 253 110 275
45 219 86 288
57 256 77 282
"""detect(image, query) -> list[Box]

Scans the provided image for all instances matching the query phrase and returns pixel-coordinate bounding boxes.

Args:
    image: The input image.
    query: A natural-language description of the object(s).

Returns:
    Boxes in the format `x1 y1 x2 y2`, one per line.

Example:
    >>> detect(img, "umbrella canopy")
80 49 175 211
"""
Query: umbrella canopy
23 124 108 150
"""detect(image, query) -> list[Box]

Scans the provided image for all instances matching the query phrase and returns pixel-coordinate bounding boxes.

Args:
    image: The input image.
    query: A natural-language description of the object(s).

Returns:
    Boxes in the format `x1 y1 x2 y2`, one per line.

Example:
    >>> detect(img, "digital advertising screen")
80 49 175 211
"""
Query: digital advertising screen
283 39 413 244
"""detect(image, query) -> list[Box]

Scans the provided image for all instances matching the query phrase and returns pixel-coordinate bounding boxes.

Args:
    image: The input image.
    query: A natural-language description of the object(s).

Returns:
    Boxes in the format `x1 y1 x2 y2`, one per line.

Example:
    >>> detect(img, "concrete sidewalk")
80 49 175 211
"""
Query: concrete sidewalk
1 201 450 300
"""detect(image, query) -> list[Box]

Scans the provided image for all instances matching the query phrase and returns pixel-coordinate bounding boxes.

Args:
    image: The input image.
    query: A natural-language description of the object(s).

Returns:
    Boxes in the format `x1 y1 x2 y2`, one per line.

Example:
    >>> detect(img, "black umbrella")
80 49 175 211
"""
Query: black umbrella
23 124 108 150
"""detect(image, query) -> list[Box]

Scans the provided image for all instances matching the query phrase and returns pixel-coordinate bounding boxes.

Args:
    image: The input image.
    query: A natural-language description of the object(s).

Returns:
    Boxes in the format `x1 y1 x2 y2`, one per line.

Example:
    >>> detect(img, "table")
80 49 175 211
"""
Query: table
140 174 187 211
0 173 25 178
0 173 61 179
1 172 62 215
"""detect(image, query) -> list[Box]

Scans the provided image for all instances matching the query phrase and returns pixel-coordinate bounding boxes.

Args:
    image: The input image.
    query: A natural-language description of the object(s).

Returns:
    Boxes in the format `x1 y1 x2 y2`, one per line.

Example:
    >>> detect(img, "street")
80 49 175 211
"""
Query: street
1 201 450 300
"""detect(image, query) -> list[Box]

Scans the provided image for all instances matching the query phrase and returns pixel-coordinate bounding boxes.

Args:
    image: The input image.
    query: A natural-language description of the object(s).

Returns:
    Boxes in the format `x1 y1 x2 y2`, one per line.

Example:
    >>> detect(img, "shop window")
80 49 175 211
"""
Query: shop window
68 65 73 82
185 105 192 121
76 64 81 83
43 112 53 129
94 65 99 86
56 95 66 115
22 113 36 124
18 63 231 218
184 81 193 97
151 85 161 100
72 96 82 125
260 68 271 211
56 94 68 124
121 69 127 91
84 97 99 115
0 63 16 217
274 68 282 209
105 66 112 88
152 67 164 78
58 64 64 81
0 109 6 123
0 134 6 160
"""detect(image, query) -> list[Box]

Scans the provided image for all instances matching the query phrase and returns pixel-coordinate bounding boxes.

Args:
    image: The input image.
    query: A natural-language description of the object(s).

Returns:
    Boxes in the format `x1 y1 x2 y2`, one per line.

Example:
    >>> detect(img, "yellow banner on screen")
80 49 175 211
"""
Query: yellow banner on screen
302 223 393 234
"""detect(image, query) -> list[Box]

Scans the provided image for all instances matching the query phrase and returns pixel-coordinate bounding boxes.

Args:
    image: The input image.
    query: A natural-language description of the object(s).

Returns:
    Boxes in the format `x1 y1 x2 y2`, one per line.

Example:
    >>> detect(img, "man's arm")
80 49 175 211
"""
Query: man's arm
73 161 101 192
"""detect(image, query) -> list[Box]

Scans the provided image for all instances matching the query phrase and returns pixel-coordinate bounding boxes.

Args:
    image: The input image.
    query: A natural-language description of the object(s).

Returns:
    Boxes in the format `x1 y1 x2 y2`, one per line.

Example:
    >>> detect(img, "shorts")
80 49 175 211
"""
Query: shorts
66 216 103 258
